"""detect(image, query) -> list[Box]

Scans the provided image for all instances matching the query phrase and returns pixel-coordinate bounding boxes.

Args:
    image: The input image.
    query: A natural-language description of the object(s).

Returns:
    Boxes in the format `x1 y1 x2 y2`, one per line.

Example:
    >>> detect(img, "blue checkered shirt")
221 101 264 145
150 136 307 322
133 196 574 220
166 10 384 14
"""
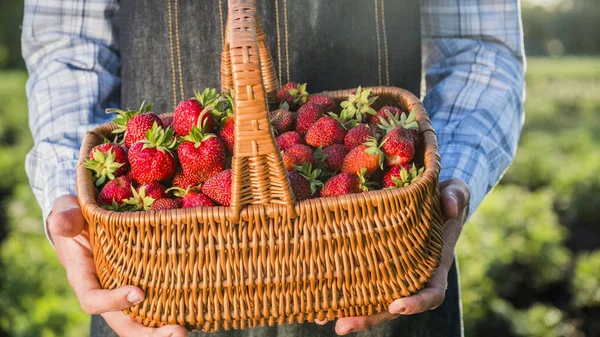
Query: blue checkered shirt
22 0 525 236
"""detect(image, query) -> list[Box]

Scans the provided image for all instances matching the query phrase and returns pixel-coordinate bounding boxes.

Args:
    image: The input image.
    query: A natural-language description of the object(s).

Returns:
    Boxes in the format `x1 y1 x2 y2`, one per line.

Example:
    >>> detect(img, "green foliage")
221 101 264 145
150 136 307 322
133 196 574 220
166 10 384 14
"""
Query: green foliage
571 251 600 308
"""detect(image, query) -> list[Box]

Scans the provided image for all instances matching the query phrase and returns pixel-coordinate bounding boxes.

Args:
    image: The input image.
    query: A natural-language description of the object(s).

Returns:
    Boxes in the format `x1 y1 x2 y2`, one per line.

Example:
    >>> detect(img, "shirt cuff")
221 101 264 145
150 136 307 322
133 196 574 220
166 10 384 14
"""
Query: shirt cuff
438 143 489 219
42 160 79 247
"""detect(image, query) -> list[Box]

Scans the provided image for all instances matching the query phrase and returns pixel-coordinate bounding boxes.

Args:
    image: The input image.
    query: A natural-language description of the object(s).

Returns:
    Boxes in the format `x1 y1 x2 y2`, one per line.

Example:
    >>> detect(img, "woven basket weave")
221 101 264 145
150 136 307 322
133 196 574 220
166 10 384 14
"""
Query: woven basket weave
76 0 443 332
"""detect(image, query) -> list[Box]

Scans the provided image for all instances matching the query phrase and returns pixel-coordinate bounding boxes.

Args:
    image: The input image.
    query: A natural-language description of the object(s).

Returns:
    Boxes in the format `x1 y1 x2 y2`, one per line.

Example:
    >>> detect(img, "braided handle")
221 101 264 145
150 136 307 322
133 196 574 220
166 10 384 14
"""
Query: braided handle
225 0 295 221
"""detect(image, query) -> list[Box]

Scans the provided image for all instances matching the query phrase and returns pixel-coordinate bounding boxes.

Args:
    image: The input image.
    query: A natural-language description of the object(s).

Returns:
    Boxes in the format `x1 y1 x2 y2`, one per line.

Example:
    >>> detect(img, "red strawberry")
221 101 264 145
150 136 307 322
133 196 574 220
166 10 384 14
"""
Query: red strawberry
307 95 337 113
139 182 166 199
368 105 403 124
160 115 174 127
383 164 423 188
84 143 129 186
282 144 316 171
276 131 304 151
128 123 177 184
320 172 362 197
276 82 308 108
282 81 299 90
378 110 418 166
178 127 226 184
219 117 235 154
305 116 347 148
344 123 376 150
172 169 201 190
202 169 232 206
97 175 134 207
172 88 225 136
149 198 180 210
341 137 385 176
269 107 295 135
288 163 323 201
107 102 163 148
181 192 215 208
295 103 323 136
319 144 348 173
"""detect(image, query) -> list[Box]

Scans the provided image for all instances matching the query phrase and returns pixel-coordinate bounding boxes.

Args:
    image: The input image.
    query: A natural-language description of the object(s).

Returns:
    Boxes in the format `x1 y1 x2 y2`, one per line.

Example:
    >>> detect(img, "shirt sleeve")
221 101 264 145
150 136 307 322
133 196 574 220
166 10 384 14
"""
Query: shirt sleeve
421 0 526 216
22 0 121 237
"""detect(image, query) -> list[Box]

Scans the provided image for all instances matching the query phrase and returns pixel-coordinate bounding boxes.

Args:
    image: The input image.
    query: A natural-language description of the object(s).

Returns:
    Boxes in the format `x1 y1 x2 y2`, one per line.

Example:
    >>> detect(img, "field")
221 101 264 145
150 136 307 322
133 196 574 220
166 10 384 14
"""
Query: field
1 57 599 337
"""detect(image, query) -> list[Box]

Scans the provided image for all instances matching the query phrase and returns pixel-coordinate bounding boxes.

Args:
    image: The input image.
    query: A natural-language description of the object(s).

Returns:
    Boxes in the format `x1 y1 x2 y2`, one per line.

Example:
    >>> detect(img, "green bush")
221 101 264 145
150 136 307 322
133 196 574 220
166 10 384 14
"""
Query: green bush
571 251 600 309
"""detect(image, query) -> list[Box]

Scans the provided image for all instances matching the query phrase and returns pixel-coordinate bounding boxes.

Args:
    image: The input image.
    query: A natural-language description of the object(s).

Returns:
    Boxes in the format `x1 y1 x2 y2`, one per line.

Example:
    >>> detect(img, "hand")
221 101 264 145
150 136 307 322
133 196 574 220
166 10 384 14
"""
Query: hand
315 178 471 335
48 195 188 337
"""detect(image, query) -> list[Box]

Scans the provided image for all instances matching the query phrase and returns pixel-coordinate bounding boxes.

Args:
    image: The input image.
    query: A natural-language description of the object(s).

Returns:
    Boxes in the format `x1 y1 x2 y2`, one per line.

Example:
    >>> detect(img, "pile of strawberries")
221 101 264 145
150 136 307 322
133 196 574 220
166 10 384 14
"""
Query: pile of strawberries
85 83 424 211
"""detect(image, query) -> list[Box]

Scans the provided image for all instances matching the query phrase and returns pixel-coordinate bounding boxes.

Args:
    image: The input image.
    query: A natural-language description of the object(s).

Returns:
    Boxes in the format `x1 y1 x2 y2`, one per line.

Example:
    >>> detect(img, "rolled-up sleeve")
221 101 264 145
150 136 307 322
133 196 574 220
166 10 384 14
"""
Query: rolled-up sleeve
22 0 121 234
422 0 526 216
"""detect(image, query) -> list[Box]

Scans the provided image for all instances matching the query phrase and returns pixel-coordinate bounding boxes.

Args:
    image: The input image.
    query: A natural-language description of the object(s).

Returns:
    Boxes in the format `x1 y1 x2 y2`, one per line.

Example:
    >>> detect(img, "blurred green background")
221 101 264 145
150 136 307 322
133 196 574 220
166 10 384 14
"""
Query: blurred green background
1 0 599 336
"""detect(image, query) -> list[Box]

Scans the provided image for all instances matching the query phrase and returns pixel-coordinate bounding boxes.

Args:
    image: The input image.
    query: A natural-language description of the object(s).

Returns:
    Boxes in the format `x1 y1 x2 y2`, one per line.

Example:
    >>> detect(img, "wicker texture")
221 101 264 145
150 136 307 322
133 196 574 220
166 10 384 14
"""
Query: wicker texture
76 0 443 332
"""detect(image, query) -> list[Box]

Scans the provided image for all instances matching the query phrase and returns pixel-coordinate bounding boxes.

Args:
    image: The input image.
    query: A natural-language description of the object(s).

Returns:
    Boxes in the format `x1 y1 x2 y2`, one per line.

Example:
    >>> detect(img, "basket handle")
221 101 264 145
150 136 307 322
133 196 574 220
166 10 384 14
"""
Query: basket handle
225 0 296 221
221 6 280 106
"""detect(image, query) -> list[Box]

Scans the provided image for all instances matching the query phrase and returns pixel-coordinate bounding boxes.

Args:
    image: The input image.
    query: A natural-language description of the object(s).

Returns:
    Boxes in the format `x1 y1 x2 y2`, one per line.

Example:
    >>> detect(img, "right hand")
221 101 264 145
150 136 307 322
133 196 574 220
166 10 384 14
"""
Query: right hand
48 195 188 337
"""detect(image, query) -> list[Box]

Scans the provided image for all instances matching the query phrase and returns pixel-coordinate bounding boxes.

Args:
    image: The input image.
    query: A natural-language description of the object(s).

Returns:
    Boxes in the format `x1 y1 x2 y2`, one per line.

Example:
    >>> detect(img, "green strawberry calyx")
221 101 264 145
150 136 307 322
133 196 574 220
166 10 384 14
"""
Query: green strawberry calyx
83 148 125 186
340 86 378 121
294 163 324 194
328 108 359 130
181 126 216 148
362 136 386 169
124 185 156 211
141 122 178 153
377 109 419 133
288 83 309 105
107 101 154 134
166 185 201 198
390 165 425 188
358 168 379 192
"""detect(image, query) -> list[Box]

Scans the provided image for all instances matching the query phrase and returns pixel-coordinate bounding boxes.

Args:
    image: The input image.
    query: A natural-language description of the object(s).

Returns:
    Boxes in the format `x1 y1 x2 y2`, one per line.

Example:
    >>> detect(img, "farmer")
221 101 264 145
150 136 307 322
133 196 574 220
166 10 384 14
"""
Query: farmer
22 0 524 336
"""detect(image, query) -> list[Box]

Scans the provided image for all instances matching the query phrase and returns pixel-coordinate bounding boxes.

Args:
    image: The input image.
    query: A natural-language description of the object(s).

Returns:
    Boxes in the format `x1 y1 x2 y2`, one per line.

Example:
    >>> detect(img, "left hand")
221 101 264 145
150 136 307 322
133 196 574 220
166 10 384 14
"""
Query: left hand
315 178 471 335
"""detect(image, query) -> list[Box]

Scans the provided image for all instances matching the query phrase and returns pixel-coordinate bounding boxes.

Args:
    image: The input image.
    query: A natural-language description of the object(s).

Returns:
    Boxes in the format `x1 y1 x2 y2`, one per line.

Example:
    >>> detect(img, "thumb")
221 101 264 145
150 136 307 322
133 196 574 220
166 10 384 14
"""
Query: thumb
48 195 85 238
440 179 470 219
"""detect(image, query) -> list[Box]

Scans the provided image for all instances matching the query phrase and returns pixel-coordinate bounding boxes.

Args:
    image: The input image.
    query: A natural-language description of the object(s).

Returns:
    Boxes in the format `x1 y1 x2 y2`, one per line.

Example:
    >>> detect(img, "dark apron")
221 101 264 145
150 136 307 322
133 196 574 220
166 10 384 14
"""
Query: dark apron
91 1 462 336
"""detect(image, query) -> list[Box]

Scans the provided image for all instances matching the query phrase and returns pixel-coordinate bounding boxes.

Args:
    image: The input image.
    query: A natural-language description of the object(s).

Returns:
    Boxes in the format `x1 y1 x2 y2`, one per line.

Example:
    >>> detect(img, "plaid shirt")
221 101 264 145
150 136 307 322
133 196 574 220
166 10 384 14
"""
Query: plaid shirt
22 0 525 235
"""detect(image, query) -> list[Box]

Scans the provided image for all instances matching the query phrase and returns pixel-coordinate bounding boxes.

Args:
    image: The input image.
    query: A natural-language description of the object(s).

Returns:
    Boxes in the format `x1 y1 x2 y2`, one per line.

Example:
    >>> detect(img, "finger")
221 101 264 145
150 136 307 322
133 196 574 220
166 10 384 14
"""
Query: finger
335 311 397 335
48 195 85 238
388 267 449 315
102 311 188 337
439 179 470 219
314 318 328 325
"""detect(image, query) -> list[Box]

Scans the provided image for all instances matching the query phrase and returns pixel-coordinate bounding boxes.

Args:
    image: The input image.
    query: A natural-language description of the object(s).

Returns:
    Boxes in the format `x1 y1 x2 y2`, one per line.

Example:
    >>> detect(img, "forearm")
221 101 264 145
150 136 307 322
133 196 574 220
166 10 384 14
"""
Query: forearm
422 0 526 216
22 0 121 229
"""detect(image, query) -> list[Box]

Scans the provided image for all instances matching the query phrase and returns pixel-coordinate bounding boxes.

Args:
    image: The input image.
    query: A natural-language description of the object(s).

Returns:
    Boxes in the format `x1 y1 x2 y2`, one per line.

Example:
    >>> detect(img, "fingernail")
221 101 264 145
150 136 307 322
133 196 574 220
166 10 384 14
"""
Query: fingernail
127 291 144 304
390 304 406 314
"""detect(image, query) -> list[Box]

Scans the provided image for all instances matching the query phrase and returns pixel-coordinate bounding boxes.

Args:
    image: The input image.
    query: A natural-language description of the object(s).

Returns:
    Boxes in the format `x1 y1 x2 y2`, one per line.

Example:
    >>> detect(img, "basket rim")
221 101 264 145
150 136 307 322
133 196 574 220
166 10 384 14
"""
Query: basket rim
76 86 440 223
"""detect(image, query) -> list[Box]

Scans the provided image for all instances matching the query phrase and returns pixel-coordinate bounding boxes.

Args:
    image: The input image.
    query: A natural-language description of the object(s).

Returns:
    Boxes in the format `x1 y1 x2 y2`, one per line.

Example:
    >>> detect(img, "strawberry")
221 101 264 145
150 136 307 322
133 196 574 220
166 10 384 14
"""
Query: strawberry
320 172 362 197
282 144 316 171
341 137 385 176
202 169 232 206
340 86 378 122
149 198 180 211
378 110 418 166
84 143 129 186
172 168 201 189
276 131 304 151
269 105 295 135
216 91 235 154
295 103 323 136
307 95 337 113
288 163 323 201
277 82 308 108
172 88 226 136
344 123 376 150
160 115 174 127
305 116 347 148
97 175 134 207
123 184 161 211
383 164 424 188
319 144 348 173
128 122 177 184
108 102 163 148
178 127 226 184
367 105 403 124
167 187 215 208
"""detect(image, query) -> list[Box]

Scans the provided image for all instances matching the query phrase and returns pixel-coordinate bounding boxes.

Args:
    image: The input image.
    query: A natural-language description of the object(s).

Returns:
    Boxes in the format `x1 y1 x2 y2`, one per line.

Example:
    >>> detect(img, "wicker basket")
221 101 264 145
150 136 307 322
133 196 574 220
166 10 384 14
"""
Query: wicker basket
76 0 443 332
